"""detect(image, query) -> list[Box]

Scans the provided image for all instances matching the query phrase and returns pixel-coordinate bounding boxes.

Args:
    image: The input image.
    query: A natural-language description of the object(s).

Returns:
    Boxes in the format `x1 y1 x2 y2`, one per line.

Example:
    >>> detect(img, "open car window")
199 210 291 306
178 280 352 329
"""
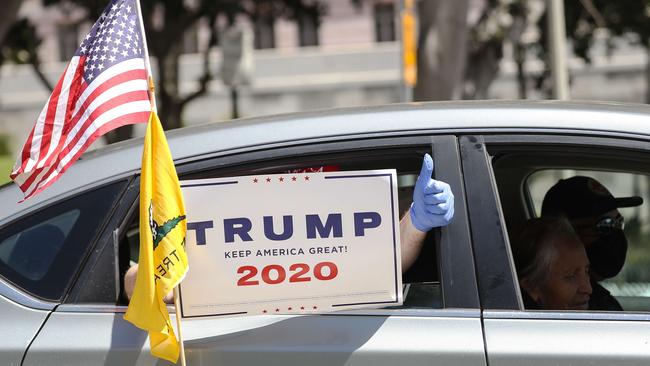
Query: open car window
115 145 446 310
490 137 650 313
527 169 650 312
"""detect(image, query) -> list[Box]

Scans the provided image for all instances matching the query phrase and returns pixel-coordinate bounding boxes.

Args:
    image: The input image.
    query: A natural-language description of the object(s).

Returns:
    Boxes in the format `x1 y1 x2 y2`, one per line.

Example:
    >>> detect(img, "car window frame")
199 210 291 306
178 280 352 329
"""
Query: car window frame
65 177 140 304
0 179 130 305
177 134 479 311
483 131 650 319
66 133 481 315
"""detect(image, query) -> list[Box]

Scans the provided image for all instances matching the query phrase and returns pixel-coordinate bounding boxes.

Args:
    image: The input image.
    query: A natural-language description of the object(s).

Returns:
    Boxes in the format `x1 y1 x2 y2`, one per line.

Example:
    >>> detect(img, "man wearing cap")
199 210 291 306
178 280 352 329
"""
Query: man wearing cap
541 176 643 311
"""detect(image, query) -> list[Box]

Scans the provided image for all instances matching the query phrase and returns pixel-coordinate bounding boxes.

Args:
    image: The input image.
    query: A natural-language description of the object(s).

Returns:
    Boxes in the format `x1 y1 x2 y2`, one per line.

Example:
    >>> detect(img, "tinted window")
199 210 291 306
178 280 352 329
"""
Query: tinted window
0 181 127 301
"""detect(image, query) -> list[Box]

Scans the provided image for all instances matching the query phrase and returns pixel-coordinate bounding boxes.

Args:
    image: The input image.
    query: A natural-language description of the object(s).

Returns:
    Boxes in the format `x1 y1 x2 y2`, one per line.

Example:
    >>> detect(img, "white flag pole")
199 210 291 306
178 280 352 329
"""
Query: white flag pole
134 1 186 365
135 0 158 113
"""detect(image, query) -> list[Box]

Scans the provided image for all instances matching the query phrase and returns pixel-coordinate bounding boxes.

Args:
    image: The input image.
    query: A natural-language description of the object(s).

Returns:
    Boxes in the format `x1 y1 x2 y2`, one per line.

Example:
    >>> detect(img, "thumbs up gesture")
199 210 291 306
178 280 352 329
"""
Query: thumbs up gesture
409 153 455 232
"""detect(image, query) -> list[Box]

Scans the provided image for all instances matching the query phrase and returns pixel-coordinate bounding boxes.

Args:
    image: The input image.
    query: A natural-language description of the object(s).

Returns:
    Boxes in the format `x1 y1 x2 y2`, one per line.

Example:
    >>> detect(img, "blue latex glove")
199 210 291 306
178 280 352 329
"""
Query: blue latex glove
409 154 455 232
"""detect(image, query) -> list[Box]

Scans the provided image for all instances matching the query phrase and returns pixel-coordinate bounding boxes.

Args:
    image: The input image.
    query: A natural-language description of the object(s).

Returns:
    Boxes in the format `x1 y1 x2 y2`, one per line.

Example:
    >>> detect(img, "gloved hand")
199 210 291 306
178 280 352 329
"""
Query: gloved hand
409 153 454 232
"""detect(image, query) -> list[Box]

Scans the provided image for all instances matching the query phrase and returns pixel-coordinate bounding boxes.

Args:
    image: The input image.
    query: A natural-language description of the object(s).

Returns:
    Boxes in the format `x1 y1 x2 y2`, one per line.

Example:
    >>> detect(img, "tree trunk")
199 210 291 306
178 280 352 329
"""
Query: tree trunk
515 42 527 99
462 42 500 99
646 46 650 104
414 0 470 101
157 40 183 130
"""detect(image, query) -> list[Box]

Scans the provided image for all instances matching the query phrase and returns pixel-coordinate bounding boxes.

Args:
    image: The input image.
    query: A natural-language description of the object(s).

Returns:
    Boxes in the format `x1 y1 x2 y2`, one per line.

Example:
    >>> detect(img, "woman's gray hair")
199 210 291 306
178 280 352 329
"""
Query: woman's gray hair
512 215 580 287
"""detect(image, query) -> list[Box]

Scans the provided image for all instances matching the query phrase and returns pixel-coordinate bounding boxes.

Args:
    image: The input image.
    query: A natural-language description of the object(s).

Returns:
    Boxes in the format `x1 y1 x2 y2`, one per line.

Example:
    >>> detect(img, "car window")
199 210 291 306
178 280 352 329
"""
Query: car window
0 210 79 281
117 146 445 309
0 181 128 301
528 169 650 312
489 138 650 313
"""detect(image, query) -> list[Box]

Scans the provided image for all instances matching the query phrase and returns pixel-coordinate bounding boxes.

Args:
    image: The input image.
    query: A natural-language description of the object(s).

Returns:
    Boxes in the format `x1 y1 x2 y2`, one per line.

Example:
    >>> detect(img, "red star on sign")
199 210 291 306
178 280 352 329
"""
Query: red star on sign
266 177 271 183
292 176 297 181
300 306 305 310
253 178 258 183
304 176 310 181
279 177 284 182
288 307 292 310
312 306 317 309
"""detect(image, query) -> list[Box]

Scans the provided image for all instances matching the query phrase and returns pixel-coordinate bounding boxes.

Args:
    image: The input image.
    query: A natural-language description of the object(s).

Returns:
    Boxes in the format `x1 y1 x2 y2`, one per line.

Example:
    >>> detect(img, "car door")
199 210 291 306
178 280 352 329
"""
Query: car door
461 134 650 365
0 180 130 366
25 134 487 366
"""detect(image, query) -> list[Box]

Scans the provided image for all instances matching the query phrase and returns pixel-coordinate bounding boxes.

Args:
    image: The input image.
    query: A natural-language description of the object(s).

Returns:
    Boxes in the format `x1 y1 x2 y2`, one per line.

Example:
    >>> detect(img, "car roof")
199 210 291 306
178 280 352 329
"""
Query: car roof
2 99 650 223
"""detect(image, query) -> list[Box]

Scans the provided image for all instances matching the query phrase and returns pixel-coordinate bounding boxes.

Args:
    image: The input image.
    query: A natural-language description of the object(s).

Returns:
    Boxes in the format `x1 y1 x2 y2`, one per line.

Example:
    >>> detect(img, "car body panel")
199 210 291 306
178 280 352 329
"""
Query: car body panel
0 294 50 366
483 312 650 365
180 313 486 366
4 100 650 224
27 307 486 366
22 310 151 366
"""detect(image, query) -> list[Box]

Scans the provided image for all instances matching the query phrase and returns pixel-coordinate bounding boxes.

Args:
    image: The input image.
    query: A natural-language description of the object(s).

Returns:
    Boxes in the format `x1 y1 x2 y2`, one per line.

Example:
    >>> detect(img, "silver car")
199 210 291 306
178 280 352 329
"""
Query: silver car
2 100 650 365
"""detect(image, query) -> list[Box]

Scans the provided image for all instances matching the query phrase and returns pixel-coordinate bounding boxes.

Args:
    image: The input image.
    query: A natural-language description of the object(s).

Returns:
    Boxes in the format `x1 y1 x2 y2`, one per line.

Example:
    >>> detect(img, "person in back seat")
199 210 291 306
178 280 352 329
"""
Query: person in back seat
512 216 592 310
542 176 643 311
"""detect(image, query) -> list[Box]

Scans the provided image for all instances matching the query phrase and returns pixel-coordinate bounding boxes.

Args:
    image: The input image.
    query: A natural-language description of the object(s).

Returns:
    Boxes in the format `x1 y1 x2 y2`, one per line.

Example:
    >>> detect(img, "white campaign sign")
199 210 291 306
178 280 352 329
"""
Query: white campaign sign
178 170 402 318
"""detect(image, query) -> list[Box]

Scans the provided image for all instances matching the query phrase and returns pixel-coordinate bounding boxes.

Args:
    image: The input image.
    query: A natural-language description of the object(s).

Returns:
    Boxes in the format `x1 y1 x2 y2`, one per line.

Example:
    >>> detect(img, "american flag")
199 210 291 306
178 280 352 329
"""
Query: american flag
11 0 151 200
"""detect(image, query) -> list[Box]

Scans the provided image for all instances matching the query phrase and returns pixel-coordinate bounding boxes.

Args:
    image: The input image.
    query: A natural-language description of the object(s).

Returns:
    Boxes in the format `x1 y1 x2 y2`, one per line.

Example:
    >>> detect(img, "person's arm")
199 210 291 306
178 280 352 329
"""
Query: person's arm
124 263 174 304
400 153 454 272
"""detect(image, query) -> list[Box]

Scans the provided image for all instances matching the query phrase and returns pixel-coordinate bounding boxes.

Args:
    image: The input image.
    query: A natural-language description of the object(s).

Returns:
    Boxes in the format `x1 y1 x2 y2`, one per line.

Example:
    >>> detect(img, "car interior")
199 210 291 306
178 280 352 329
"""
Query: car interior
491 143 650 312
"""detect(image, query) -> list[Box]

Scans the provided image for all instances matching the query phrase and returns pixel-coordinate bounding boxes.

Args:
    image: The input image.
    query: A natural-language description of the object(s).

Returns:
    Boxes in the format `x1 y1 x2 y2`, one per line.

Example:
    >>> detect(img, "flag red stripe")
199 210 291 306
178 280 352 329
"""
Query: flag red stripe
68 68 147 133
62 60 87 144
39 85 149 173
18 93 149 193
10 127 35 180
37 63 70 166
37 59 85 170
60 91 150 159
22 111 150 199
28 68 148 182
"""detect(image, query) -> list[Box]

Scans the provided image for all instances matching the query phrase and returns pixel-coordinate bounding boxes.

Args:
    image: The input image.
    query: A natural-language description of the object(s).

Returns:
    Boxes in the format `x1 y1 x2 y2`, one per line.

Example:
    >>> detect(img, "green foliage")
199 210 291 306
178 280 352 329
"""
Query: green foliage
0 19 41 67
0 133 9 155
533 0 650 95
0 134 12 185
0 155 13 186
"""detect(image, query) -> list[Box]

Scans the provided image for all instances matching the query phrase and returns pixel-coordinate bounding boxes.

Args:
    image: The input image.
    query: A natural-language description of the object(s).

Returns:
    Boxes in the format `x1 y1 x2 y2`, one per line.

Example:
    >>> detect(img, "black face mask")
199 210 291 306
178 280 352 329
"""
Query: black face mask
587 229 628 279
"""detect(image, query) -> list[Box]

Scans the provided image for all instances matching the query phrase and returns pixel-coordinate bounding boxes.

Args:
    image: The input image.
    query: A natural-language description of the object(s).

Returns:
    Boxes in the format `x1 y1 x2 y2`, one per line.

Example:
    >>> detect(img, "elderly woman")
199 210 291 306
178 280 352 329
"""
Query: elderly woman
512 216 592 310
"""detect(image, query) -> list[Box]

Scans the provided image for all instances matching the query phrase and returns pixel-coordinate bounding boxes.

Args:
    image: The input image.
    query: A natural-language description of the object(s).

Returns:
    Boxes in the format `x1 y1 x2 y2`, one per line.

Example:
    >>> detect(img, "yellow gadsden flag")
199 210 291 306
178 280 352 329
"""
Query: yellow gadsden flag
124 111 188 363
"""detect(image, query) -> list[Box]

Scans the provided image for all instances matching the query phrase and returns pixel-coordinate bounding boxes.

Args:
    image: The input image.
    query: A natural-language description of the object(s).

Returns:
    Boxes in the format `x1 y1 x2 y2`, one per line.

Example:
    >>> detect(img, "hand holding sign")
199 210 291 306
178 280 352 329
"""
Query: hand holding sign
409 154 454 232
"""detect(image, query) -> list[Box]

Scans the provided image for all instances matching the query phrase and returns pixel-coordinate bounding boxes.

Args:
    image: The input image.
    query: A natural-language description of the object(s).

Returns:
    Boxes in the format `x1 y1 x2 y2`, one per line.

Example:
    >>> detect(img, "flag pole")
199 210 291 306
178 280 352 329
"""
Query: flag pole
173 287 187 366
135 0 157 113
134 1 186 365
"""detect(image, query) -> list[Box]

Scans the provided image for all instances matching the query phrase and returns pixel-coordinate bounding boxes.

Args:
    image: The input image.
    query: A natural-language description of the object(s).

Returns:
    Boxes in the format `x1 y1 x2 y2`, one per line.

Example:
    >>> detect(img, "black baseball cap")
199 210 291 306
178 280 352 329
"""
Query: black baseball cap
541 176 643 219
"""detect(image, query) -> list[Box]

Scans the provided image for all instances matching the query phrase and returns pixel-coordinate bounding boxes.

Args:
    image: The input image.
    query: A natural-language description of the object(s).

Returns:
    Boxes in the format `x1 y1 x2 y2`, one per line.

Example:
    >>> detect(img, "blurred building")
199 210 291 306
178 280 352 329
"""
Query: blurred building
0 0 648 153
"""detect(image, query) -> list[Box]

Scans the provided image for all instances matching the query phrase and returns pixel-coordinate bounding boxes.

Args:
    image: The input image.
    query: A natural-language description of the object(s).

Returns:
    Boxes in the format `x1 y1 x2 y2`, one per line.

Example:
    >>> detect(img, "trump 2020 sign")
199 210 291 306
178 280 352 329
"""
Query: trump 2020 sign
178 170 403 318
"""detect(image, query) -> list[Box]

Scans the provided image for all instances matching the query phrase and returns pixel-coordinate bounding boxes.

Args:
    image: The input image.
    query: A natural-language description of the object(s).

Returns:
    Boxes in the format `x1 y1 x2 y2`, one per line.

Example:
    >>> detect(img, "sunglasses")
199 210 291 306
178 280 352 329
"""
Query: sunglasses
595 215 625 233
575 215 624 235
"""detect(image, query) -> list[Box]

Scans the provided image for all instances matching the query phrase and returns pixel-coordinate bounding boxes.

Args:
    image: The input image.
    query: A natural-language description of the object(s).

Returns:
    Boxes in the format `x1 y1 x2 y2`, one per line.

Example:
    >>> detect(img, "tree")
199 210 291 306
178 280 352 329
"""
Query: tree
534 1 650 101
463 0 530 99
1 19 54 92
0 0 23 44
413 0 470 101
409 0 532 101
